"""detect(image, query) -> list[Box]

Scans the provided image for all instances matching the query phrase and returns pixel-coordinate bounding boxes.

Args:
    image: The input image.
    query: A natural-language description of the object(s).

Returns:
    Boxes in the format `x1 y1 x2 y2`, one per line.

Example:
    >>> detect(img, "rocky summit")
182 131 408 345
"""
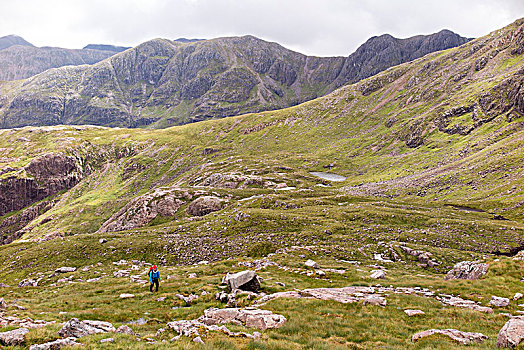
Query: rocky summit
0 14 522 350
0 30 468 129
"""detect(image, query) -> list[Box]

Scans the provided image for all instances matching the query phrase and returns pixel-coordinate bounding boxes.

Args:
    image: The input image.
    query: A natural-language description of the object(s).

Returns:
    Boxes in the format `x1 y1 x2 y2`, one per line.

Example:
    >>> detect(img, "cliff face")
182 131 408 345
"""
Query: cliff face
0 153 83 217
0 31 470 129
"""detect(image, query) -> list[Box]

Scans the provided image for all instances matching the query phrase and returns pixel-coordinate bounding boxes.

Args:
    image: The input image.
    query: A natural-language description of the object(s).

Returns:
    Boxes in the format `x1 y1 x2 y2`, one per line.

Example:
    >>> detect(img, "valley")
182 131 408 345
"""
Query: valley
0 15 522 350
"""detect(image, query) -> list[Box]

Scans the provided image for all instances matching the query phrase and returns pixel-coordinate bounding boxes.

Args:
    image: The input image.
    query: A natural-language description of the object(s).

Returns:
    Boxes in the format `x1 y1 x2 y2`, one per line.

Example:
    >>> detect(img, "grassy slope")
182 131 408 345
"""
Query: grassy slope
0 19 523 349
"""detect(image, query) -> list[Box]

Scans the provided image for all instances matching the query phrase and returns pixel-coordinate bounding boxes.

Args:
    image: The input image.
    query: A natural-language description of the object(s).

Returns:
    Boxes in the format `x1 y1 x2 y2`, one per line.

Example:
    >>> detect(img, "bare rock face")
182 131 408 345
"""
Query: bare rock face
29 337 83 350
0 153 82 219
98 188 190 232
497 316 524 348
412 329 489 345
222 270 262 292
58 318 115 338
0 328 29 346
445 261 489 280
186 196 225 217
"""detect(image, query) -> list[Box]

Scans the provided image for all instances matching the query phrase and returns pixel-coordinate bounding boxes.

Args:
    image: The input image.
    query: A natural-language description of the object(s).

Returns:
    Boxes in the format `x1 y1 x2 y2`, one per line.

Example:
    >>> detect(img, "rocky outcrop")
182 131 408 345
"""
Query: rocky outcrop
167 306 285 340
58 318 115 338
0 328 29 346
29 337 83 350
98 188 191 233
497 316 524 348
186 196 225 217
0 31 469 129
445 261 489 280
412 329 489 345
199 307 286 330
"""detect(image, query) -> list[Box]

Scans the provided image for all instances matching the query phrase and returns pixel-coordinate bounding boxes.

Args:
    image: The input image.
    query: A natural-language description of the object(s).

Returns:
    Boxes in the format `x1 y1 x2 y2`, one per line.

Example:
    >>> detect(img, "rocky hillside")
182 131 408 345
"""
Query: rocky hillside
0 36 121 81
0 30 468 128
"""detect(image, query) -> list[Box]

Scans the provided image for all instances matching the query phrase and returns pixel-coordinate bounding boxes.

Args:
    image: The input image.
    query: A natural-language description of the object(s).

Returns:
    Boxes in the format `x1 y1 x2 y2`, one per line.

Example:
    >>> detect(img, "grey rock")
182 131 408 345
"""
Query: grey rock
222 270 262 292
404 309 425 316
29 337 83 350
18 279 38 287
497 316 524 347
55 267 77 274
412 329 488 345
304 259 319 269
490 296 510 307
0 328 29 346
363 295 387 307
58 318 115 338
445 261 489 280
369 270 386 279
116 325 135 335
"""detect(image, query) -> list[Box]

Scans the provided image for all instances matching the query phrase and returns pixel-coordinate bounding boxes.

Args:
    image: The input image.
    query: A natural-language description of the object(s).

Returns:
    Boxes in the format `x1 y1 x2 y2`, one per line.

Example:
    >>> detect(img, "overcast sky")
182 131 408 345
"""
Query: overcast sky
1 0 523 56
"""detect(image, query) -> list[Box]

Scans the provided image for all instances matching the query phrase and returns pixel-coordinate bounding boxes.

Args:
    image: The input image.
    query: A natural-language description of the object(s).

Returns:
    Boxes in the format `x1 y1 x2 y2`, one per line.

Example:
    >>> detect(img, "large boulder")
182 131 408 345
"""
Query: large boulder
445 261 489 280
412 329 489 345
222 270 262 292
497 316 524 348
29 337 83 350
58 318 115 338
186 196 225 216
0 328 29 346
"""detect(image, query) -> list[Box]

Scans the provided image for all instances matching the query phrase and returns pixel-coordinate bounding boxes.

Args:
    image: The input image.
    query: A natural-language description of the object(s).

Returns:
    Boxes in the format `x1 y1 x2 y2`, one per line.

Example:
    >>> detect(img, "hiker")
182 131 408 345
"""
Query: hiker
149 265 161 292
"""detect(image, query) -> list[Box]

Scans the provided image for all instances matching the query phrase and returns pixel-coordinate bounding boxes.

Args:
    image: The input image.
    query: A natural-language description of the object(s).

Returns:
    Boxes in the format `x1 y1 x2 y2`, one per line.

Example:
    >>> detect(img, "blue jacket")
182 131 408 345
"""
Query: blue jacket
149 269 160 283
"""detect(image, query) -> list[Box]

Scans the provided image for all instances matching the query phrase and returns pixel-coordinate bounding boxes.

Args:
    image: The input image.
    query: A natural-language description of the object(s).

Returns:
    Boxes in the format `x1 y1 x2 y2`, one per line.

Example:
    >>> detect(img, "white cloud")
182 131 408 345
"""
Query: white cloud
0 0 522 56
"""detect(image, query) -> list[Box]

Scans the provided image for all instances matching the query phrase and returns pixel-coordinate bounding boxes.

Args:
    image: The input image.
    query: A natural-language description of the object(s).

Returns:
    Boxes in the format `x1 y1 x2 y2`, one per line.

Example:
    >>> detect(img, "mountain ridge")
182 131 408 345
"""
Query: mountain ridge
0 30 469 128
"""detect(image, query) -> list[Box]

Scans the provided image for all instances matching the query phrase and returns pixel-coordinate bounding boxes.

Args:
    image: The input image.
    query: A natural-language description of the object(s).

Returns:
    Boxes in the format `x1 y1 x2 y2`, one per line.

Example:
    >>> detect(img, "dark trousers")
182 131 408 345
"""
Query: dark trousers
150 279 159 292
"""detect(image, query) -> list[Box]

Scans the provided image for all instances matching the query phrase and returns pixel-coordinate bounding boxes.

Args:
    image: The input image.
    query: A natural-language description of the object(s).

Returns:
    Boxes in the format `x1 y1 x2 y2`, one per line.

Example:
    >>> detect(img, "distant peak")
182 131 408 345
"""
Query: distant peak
174 38 204 43
83 44 130 53
0 34 34 50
